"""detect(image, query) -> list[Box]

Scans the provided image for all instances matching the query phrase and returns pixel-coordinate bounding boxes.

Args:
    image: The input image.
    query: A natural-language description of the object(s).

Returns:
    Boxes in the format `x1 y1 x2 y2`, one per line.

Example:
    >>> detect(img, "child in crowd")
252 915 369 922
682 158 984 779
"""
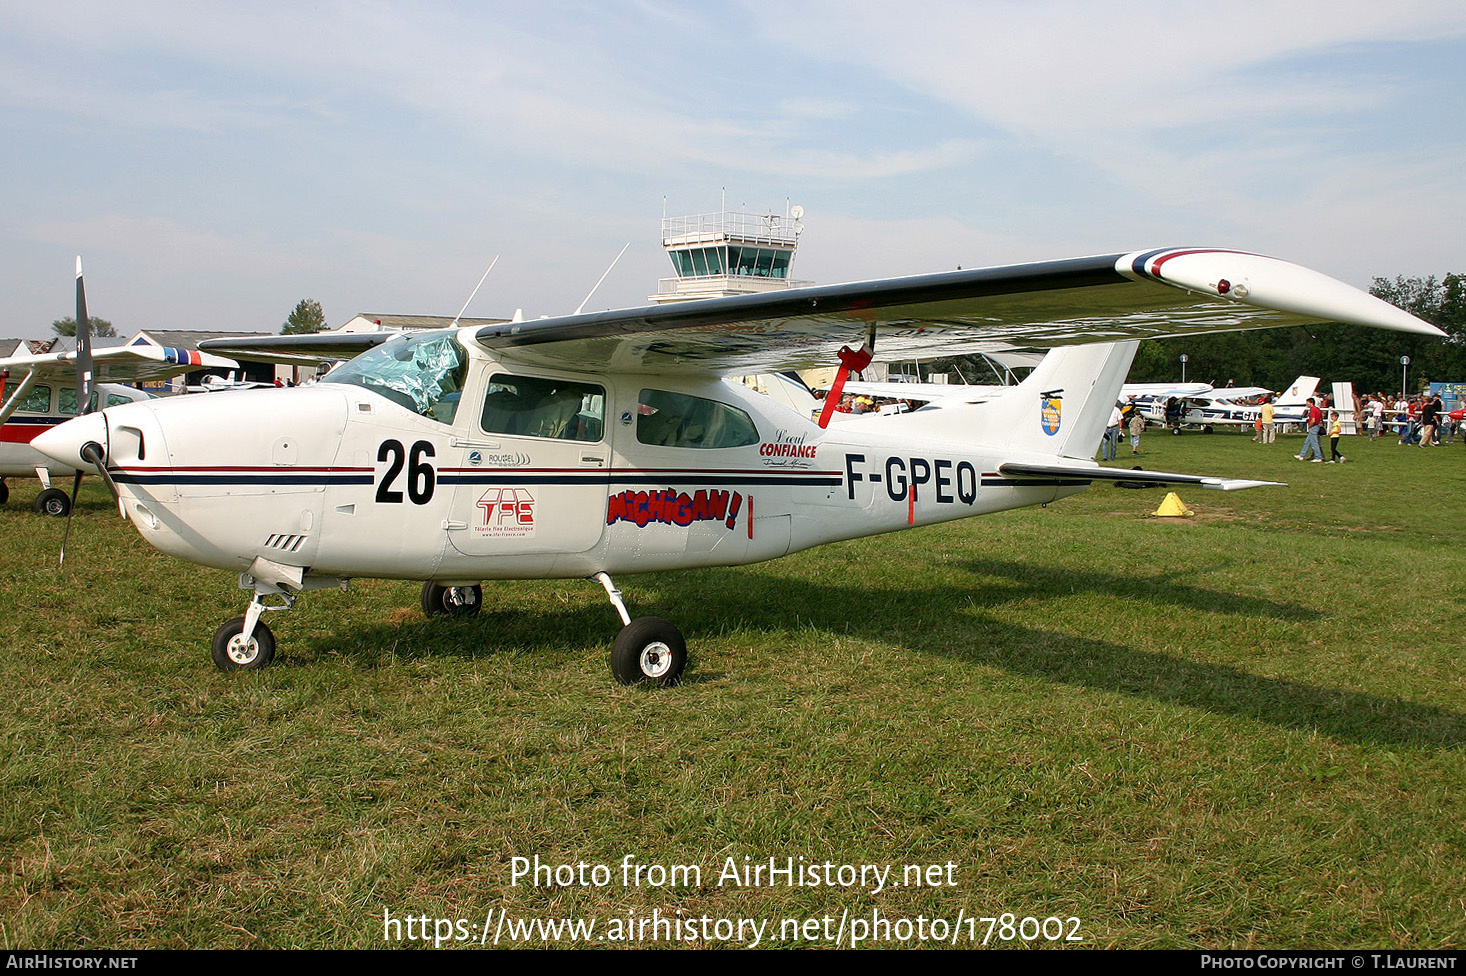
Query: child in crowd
1327 411 1346 464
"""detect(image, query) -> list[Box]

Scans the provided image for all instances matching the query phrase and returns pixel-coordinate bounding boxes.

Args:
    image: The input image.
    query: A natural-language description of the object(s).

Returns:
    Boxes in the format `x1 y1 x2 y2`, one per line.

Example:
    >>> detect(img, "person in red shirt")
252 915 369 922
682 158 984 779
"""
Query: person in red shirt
1297 397 1325 461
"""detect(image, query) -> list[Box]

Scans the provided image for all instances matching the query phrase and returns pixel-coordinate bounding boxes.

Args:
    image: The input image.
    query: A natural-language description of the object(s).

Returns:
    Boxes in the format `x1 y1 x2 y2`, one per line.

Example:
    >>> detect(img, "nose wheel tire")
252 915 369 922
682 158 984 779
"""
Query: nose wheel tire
421 581 484 617
33 487 71 517
611 617 686 687
211 617 276 671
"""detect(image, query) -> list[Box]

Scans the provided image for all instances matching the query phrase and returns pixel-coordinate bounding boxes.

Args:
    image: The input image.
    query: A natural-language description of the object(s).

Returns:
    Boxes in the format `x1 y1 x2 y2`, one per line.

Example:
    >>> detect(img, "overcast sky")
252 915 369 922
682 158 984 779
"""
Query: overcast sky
2 1 1463 339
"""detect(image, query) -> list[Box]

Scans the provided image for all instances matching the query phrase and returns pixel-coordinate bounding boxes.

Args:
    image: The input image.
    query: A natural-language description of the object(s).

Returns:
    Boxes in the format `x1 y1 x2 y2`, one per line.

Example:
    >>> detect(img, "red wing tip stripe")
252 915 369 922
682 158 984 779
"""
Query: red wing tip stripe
1130 248 1261 281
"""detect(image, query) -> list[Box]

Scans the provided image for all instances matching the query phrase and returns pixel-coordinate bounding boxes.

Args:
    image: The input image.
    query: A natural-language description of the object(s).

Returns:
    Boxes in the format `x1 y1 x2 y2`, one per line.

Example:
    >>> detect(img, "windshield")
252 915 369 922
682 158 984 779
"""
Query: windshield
323 333 468 424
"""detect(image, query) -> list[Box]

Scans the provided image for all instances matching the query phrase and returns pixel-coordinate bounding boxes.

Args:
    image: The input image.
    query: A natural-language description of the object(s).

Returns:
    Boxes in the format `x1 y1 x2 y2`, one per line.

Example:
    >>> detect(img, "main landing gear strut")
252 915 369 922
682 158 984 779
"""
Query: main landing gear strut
594 572 686 687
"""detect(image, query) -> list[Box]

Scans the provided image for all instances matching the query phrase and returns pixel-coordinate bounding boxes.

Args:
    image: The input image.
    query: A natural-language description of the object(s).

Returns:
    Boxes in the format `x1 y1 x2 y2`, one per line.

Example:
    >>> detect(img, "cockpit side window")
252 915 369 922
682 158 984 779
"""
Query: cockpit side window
322 333 468 424
480 374 604 442
15 385 52 414
636 389 759 448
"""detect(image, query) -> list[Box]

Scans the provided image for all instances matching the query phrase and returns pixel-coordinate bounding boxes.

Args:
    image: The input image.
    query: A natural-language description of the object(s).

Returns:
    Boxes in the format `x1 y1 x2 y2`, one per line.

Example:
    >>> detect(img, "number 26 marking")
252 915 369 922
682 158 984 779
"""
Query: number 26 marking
376 439 435 504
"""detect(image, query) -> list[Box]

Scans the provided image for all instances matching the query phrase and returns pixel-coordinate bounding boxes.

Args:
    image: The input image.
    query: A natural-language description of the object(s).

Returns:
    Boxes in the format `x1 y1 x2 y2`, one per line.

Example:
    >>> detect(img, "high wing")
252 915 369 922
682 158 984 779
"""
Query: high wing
1 344 238 424
1122 382 1214 398
468 248 1441 374
198 331 392 366
1190 386 1272 403
197 247 1442 375
1 344 238 385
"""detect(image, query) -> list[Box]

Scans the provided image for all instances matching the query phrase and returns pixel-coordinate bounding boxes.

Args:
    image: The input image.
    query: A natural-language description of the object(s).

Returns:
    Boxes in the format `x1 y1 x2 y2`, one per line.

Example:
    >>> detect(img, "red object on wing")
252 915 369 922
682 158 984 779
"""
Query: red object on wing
816 345 874 429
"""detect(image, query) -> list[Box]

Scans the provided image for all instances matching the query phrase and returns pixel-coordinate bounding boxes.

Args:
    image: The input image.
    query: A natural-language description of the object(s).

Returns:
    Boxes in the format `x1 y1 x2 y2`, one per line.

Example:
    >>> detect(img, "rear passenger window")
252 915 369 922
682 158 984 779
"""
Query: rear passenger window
636 389 759 449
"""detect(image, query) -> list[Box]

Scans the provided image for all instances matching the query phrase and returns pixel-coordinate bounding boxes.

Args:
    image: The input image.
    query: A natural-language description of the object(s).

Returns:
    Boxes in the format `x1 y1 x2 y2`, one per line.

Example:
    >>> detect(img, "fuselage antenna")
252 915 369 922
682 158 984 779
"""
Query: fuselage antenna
450 255 500 329
575 242 631 315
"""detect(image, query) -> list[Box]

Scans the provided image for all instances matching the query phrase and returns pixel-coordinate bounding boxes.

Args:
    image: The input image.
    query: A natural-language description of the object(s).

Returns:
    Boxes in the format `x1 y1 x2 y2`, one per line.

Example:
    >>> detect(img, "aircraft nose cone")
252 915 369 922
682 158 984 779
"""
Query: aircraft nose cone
32 412 107 469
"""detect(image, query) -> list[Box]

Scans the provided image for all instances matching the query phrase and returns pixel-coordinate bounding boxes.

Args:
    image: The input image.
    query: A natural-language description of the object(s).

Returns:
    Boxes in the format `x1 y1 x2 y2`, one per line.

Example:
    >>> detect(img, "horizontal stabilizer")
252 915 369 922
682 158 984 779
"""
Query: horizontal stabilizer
998 461 1283 492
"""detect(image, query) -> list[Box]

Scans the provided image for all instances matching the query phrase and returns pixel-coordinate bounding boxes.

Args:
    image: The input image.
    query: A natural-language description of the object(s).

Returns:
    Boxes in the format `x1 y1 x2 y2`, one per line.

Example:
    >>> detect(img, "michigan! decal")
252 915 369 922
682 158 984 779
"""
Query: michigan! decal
1041 397 1062 436
607 488 746 531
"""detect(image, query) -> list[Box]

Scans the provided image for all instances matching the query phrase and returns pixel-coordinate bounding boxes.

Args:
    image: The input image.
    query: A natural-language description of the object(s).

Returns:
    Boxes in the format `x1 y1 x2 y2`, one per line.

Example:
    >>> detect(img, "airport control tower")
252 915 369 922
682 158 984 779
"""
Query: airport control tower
651 203 813 304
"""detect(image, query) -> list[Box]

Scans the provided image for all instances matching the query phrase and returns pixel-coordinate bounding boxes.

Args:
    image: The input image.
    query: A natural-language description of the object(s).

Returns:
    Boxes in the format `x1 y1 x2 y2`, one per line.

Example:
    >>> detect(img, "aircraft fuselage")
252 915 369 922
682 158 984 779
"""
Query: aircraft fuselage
73 364 1083 584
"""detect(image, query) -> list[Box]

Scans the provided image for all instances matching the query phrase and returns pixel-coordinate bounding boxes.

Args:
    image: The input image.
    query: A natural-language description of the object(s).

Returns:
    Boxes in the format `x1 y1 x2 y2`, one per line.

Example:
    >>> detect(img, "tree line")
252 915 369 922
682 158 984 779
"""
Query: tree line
45 299 329 339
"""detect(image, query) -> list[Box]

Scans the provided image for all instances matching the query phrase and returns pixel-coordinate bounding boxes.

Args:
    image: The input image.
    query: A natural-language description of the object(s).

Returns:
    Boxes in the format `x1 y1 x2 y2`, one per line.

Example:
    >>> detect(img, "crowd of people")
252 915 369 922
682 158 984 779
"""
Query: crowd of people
1097 388 1461 464
821 392 918 416
1284 390 1460 461
1360 391 1459 446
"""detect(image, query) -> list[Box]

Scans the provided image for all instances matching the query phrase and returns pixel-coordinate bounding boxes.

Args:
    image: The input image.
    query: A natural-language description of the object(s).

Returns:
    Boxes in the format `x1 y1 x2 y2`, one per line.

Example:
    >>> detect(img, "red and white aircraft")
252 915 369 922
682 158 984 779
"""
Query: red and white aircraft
34 247 1441 684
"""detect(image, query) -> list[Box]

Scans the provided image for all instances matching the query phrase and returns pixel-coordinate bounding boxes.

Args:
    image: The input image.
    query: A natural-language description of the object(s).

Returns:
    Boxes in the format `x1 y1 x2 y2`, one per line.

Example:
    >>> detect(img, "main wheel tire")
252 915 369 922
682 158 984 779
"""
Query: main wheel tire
610 616 686 687
0 480 9 505
211 617 276 671
421 581 483 617
33 487 70 517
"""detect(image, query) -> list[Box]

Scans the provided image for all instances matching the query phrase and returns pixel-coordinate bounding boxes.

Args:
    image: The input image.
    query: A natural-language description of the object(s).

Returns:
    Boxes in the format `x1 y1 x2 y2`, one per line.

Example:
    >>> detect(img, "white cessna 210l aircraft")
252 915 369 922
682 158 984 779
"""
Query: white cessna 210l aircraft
34 247 1441 685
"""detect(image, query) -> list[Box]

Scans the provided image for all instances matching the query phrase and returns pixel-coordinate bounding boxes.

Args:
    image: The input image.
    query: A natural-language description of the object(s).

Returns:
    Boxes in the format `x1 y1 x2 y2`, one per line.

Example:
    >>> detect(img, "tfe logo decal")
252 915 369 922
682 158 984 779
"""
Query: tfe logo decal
477 487 535 537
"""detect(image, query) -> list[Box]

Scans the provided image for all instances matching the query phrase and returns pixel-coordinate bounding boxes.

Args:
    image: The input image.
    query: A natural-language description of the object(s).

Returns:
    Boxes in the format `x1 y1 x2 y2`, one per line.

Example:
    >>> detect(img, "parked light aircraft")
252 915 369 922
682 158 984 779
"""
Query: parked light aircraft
2 383 154 514
34 247 1441 685
186 372 275 393
1 271 237 515
1131 376 1320 432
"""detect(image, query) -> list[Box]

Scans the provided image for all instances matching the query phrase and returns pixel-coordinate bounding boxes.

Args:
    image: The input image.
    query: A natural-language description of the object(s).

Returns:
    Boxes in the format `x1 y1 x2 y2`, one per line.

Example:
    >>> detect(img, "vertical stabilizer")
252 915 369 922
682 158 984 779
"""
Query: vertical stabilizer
1277 376 1320 406
907 341 1139 459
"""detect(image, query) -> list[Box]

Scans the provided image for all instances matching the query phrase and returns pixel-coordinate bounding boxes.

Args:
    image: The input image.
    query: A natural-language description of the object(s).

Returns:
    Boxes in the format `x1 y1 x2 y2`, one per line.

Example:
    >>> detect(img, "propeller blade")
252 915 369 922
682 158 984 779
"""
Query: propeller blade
81 439 124 518
56 259 114 569
58 470 84 567
74 256 94 413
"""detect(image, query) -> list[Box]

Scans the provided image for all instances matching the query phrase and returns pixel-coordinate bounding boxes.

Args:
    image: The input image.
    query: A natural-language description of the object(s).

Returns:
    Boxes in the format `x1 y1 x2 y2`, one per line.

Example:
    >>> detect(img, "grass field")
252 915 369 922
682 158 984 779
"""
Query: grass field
3 429 1464 949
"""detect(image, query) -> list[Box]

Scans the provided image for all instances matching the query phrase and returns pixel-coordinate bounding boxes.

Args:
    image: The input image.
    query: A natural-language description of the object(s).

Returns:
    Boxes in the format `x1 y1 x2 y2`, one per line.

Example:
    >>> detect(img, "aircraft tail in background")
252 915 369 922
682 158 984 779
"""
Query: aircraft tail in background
1276 376 1320 406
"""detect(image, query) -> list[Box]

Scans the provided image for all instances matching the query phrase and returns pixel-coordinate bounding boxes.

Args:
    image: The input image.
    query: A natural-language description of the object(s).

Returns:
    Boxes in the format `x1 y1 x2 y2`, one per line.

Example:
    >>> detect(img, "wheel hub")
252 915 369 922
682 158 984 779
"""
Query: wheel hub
226 635 259 665
640 641 672 678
